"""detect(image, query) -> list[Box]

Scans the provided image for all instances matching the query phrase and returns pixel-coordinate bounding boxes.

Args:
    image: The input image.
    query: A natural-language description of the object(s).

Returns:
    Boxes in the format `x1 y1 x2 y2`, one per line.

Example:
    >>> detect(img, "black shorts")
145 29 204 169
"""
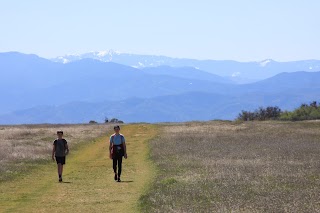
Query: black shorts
55 156 66 165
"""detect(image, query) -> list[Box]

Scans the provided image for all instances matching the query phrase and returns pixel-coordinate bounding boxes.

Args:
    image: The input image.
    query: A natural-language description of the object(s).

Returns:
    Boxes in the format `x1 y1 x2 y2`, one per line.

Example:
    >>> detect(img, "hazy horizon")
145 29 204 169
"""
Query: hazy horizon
2 50 320 63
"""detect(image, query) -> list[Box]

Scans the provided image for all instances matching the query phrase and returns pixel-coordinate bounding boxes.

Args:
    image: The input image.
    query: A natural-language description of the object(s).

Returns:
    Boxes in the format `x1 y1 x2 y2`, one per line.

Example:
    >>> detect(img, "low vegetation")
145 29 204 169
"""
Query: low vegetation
281 101 320 121
140 121 320 212
0 124 110 181
0 124 158 212
2 121 320 212
238 101 320 121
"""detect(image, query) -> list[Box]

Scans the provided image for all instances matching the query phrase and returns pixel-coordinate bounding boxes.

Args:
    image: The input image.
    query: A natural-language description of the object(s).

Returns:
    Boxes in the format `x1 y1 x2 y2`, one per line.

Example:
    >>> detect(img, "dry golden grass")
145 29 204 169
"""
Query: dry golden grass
140 121 320 212
0 124 110 181
0 124 159 213
3 121 320 212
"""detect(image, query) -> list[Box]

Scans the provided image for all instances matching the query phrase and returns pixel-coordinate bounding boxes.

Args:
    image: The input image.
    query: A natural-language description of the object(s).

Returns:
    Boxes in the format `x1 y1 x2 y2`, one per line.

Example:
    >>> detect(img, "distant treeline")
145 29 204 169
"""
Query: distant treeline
237 101 320 121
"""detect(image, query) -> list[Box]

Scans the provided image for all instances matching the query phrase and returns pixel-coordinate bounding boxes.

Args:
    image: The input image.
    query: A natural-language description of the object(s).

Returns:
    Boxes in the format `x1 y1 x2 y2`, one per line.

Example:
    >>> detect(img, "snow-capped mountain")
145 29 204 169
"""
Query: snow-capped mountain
53 50 121 64
259 59 273 67
52 50 177 69
51 50 320 82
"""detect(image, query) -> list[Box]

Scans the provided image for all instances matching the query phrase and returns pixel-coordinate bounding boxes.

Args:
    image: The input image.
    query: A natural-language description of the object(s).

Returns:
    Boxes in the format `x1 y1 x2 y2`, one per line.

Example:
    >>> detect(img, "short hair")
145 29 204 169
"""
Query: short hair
114 125 120 130
57 130 63 134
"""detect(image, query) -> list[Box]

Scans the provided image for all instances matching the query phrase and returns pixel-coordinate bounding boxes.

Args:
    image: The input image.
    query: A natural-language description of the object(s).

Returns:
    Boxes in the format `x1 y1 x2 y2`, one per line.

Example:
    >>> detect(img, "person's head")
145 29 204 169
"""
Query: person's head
114 125 120 133
57 130 63 139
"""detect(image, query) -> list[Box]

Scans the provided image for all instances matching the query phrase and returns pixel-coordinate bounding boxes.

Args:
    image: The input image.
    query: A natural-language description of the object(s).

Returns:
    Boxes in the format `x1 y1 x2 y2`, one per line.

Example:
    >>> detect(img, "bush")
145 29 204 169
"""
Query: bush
280 101 320 121
238 101 320 121
109 118 124 123
237 106 281 121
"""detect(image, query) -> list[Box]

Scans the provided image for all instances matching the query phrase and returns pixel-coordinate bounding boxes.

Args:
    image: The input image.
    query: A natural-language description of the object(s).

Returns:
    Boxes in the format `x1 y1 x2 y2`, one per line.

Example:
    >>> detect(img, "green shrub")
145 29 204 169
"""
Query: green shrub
239 101 320 121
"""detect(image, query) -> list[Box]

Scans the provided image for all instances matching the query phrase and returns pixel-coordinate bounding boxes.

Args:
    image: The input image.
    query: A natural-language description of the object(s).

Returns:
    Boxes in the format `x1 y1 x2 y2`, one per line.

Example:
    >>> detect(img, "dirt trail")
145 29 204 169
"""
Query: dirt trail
0 124 158 213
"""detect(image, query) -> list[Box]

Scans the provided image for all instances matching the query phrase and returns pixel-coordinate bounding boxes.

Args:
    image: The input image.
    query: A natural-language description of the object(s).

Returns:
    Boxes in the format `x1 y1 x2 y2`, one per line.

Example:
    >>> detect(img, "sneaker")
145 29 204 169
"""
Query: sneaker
117 177 121 182
59 177 62 182
114 174 118 181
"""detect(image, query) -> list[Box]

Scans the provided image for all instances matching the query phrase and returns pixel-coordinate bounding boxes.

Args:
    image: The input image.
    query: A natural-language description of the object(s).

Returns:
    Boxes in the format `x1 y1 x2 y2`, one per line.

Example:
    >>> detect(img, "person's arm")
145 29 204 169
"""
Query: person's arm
52 144 56 161
123 140 127 159
121 136 127 159
65 142 69 155
109 136 113 159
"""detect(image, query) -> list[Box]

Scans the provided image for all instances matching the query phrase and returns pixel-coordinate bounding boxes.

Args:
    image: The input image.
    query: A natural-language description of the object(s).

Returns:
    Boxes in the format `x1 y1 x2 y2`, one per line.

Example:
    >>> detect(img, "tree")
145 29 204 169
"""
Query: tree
110 118 119 123
237 110 256 121
310 101 318 108
279 101 320 121
265 106 281 120
237 106 281 121
109 118 124 123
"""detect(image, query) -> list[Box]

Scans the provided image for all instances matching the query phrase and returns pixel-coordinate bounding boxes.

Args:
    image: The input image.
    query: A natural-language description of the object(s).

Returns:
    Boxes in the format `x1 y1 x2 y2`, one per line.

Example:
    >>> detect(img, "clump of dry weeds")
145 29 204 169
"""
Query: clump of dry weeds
0 124 111 181
140 121 320 212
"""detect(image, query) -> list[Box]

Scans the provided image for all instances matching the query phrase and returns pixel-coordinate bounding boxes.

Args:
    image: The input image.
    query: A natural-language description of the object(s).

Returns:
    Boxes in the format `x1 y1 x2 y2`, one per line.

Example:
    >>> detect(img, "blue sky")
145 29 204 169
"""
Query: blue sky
0 0 319 61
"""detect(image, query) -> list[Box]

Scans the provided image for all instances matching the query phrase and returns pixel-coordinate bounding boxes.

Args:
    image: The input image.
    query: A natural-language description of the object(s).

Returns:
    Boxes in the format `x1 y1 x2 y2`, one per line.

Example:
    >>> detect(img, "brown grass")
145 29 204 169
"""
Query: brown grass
0 124 111 181
0 124 158 213
140 121 320 212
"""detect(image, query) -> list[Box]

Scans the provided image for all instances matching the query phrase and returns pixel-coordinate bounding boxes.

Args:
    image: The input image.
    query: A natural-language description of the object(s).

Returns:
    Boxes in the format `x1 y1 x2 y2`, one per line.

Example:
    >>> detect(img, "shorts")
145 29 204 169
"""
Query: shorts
55 156 66 165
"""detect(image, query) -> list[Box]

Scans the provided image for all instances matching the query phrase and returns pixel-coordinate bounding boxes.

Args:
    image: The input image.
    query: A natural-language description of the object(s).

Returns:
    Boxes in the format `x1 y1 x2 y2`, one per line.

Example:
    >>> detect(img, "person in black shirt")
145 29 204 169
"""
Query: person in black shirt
52 130 69 182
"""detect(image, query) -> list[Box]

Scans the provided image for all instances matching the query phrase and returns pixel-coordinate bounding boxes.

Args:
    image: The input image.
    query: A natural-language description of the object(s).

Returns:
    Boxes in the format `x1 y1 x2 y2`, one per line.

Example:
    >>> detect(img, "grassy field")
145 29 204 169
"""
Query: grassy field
140 121 320 212
0 124 158 213
0 124 110 182
1 121 320 212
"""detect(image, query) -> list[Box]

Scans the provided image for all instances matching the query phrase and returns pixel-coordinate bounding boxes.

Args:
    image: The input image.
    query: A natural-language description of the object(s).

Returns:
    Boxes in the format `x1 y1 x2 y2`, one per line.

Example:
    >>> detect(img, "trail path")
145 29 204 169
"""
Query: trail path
0 124 157 213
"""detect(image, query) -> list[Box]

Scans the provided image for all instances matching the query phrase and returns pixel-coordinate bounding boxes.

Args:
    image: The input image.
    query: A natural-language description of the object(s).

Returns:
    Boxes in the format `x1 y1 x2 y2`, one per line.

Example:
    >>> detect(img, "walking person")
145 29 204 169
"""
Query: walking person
109 125 127 182
52 130 69 182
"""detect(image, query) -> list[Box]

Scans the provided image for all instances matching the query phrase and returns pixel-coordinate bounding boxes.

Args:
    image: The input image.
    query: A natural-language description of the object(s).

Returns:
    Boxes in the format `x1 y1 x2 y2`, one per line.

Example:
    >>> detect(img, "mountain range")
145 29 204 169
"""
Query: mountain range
0 51 320 124
52 50 320 83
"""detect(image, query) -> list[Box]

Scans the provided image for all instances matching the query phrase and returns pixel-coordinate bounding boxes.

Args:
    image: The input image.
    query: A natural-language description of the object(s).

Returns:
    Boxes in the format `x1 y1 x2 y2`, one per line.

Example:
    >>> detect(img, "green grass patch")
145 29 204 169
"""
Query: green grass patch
160 177 178 186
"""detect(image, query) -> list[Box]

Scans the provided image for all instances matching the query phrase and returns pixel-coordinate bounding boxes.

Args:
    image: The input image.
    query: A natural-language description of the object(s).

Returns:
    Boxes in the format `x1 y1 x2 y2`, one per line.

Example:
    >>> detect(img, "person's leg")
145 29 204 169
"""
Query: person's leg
58 164 61 175
58 163 62 182
55 157 64 182
117 156 123 181
113 157 118 180
61 165 64 176
61 157 65 175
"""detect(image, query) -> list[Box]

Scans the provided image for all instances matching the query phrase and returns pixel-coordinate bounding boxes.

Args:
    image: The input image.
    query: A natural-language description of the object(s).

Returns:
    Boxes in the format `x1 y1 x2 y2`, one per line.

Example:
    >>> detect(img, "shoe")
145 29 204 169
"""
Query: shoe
117 177 121 182
59 177 62 182
114 174 118 181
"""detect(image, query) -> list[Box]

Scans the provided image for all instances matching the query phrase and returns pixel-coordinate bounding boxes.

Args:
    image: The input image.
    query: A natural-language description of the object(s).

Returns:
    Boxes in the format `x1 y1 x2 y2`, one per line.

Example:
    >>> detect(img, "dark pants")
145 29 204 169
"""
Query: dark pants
113 153 123 177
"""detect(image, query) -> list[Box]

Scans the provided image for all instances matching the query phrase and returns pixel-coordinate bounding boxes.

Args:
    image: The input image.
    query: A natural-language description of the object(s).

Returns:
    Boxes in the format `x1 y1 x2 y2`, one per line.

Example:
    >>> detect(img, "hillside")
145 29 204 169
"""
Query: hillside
0 52 234 113
239 71 320 93
1 52 320 124
142 66 232 84
1 90 319 124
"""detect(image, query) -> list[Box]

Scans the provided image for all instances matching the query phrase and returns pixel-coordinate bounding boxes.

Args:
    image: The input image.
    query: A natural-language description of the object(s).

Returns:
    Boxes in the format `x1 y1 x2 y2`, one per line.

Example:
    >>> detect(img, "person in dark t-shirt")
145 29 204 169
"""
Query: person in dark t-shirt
52 130 69 182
